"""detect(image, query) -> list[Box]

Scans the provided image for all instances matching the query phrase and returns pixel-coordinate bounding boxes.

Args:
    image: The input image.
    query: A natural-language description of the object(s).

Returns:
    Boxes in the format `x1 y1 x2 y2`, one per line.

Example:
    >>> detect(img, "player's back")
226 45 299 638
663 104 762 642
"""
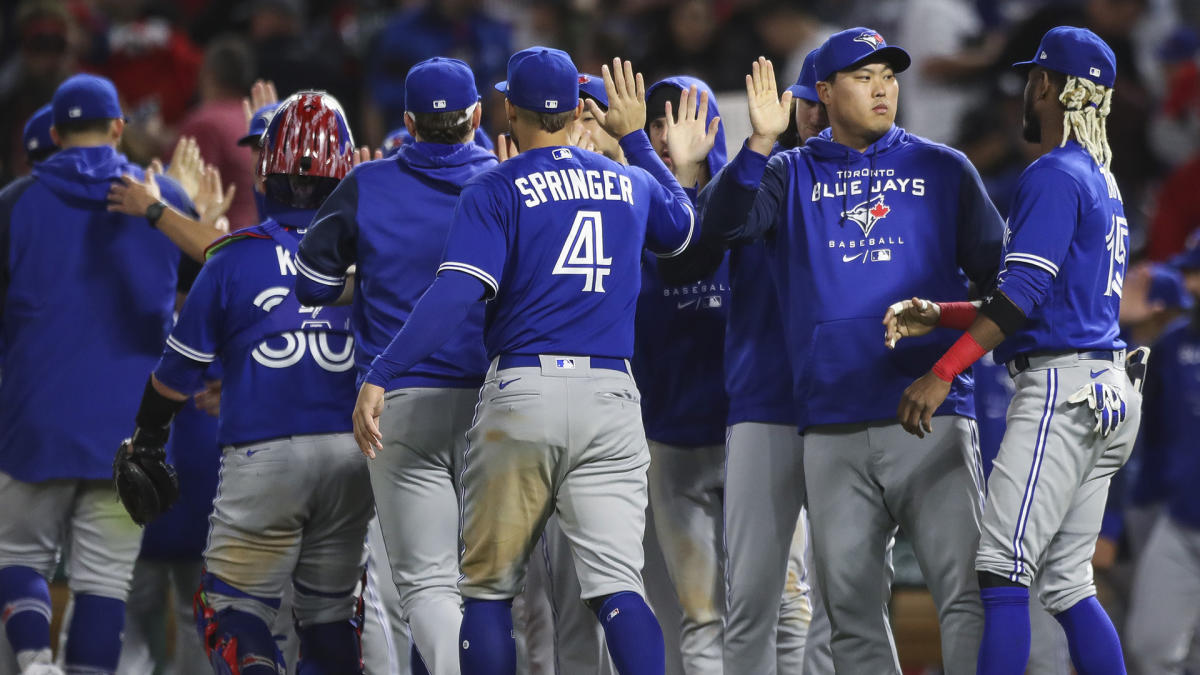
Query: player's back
444 145 691 360
0 147 186 482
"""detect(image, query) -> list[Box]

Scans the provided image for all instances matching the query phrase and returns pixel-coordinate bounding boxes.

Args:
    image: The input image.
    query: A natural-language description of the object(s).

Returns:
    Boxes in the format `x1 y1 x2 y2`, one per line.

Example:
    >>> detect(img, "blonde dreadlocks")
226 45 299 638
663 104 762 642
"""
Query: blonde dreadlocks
1058 75 1113 170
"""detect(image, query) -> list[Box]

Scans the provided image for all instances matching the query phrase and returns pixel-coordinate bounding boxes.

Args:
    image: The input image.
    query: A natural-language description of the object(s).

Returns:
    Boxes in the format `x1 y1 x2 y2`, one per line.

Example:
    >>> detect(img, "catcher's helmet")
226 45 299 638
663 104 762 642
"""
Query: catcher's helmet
259 91 354 209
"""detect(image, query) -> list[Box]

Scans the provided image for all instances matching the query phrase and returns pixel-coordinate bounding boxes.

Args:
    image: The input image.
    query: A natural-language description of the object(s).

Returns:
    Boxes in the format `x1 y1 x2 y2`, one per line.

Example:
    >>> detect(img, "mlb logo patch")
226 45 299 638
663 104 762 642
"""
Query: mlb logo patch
433 100 447 109
27 139 38 150
68 107 82 118
1089 67 1101 78
556 358 576 369
545 99 558 109
552 148 573 160
870 249 892 262
1040 51 1048 60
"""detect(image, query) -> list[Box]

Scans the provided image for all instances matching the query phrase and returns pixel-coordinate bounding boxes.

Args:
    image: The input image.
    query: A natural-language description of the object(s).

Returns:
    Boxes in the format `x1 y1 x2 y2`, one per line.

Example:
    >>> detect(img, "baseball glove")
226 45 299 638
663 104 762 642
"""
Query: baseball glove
113 429 179 526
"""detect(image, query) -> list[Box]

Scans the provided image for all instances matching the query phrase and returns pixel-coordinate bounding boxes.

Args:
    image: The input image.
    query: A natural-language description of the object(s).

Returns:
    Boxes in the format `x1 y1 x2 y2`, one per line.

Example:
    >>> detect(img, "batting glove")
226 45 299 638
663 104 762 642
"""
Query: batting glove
1067 381 1127 438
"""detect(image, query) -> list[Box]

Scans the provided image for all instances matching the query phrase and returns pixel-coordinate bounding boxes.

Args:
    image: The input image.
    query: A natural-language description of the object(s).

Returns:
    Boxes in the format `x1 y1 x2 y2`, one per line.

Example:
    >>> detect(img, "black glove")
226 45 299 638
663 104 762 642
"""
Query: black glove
113 427 179 526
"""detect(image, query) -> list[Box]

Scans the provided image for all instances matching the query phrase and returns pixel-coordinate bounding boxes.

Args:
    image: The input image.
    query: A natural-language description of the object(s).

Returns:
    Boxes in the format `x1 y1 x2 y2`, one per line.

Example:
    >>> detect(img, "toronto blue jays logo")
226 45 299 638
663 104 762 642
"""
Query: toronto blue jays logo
840 195 891 237
854 32 885 49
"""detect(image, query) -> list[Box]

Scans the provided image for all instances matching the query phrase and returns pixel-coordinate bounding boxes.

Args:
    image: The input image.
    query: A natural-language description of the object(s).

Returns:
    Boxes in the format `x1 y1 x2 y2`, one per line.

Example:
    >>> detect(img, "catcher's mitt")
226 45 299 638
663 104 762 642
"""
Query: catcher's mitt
113 431 179 526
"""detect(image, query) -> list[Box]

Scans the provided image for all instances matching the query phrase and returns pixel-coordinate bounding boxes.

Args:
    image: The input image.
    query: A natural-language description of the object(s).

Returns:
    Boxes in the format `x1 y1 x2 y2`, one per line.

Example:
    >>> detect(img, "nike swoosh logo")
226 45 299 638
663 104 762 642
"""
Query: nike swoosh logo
677 299 699 309
246 449 258 457
498 378 521 389
1090 368 1108 378
842 252 864 262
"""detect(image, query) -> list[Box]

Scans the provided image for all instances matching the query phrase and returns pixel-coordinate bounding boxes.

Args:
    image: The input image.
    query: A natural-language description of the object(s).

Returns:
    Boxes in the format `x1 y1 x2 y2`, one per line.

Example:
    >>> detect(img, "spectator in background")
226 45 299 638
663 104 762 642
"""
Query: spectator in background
1149 26 1200 166
177 36 258 230
21 105 58 168
1146 139 1200 260
636 0 722 88
364 0 511 144
954 99 1040 219
0 0 78 183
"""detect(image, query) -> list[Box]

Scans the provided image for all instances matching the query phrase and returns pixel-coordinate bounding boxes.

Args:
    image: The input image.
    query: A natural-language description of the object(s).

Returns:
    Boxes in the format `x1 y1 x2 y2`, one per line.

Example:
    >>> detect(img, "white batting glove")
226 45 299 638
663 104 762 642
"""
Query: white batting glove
1067 381 1127 438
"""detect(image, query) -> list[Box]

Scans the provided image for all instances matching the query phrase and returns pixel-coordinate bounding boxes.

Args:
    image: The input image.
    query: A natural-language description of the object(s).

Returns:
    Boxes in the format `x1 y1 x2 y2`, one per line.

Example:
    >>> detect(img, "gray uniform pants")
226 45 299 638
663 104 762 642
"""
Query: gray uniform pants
372 386 476 675
976 354 1141 615
722 422 825 675
803 417 985 675
460 355 649 602
1126 515 1200 673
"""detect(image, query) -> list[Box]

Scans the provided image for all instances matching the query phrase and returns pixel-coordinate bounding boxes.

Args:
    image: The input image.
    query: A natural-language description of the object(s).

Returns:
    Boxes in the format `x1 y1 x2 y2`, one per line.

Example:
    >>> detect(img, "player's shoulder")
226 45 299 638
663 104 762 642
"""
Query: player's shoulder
1018 149 1090 194
204 223 275 263
0 175 37 211
894 129 973 169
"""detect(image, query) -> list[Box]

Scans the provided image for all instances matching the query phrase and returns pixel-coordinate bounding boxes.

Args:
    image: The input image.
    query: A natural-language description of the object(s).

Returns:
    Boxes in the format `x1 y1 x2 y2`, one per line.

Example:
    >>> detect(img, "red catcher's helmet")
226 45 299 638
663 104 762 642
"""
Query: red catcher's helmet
258 91 354 209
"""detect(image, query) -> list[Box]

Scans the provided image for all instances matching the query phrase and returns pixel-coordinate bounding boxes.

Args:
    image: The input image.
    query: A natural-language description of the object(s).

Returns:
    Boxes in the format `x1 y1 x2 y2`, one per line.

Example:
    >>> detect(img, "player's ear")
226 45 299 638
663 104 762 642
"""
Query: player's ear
49 125 62 147
573 99 583 121
504 99 517 125
403 111 418 139
110 118 125 144
816 79 833 106
470 103 483 131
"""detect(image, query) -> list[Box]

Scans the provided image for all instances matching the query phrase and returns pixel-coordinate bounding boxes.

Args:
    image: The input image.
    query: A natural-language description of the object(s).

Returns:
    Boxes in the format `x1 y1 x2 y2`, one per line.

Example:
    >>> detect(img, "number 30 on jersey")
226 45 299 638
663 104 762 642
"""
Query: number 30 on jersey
553 210 612 293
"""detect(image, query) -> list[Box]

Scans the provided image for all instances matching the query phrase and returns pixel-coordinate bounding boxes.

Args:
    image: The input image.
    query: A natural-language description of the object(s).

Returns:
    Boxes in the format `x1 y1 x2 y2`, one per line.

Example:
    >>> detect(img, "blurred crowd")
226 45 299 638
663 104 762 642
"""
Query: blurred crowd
1 0 1198 260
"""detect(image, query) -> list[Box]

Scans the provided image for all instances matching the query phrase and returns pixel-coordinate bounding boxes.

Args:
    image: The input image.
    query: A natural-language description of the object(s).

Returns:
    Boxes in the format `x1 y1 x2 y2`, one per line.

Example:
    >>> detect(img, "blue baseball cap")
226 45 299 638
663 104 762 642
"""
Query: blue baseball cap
577 73 608 109
1148 264 1193 310
1013 26 1116 88
787 48 821 103
51 74 123 126
1173 239 1200 271
22 104 57 161
1158 26 1200 63
815 28 911 82
237 102 279 147
406 57 480 114
494 47 579 114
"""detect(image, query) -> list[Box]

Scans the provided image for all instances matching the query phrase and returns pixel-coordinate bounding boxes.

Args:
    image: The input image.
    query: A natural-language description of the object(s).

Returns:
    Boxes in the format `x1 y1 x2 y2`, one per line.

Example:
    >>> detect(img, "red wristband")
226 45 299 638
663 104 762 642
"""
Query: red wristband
932 332 986 383
937 302 978 330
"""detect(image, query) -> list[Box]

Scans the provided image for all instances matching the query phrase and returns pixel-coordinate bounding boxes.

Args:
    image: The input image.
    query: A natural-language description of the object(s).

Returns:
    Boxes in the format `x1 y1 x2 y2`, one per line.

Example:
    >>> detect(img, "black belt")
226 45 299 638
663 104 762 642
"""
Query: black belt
1007 349 1124 376
497 354 629 374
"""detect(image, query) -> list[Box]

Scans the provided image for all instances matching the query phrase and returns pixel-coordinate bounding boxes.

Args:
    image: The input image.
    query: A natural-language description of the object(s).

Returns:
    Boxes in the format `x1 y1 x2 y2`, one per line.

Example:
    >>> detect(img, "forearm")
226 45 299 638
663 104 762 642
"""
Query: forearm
621 130 689 206
155 206 225 263
700 144 773 244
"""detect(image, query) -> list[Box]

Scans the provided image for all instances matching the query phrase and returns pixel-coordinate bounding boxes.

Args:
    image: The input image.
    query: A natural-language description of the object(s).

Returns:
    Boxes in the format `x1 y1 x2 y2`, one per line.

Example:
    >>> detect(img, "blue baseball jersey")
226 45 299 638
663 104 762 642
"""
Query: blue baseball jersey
993 141 1128 363
296 142 498 390
702 125 1004 430
0 146 192 482
154 220 357 446
438 135 695 359
1130 318 1200 529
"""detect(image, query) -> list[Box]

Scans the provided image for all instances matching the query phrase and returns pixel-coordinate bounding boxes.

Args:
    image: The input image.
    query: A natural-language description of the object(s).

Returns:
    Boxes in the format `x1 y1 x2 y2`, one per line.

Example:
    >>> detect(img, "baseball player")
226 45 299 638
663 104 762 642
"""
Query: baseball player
352 49 696 675
0 74 193 675
701 28 1004 673
115 91 373 674
885 26 1143 675
238 101 280 224
632 74 728 675
21 105 57 168
720 48 826 675
295 56 499 675
1125 244 1200 673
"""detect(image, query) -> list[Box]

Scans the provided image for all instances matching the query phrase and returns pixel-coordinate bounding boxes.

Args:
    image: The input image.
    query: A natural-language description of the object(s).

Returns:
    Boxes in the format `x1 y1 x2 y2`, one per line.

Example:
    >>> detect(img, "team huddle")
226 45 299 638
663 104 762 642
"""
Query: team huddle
0 19 1145 675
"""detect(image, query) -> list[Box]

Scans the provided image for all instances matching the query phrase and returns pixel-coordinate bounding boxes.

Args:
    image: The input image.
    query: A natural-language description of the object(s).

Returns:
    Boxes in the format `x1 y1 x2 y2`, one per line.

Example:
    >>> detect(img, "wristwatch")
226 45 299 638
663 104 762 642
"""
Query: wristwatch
145 201 166 226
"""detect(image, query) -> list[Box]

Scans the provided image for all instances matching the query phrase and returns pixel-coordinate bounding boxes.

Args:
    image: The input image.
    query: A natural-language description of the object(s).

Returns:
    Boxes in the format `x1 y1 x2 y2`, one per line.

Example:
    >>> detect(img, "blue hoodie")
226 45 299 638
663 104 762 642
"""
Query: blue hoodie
702 125 1004 431
633 76 731 447
0 145 192 481
296 141 499 389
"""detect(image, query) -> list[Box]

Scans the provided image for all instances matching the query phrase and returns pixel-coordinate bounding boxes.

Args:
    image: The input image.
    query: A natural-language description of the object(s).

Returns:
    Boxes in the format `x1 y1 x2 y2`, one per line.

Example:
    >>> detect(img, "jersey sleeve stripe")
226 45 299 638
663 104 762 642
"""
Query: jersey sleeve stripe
438 262 499 296
1004 253 1059 277
295 256 346 286
166 335 217 363
654 202 695 259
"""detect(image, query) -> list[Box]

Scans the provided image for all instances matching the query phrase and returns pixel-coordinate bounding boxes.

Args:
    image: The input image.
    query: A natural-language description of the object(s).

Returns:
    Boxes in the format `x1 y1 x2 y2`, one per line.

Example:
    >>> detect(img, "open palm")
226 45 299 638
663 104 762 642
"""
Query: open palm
745 57 792 153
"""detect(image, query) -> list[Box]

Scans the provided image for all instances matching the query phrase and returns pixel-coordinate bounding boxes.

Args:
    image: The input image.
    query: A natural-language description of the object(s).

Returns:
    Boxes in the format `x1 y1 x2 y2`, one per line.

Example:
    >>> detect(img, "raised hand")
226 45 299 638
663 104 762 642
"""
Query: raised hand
586 58 646 140
242 79 279 126
664 85 720 187
352 146 376 166
495 133 519 162
745 57 793 156
165 137 203 201
883 297 941 348
194 164 236 227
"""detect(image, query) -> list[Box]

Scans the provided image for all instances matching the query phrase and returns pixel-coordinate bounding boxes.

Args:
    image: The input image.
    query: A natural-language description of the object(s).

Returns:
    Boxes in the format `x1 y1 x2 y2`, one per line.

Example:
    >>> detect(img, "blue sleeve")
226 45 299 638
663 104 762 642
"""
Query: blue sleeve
364 271 485 386
619 131 695 258
438 178 508 299
154 256 225 394
157 175 197 217
0 177 36 324
699 143 786 245
296 171 359 305
956 158 1005 289
1001 166 1079 279
996 262 1055 316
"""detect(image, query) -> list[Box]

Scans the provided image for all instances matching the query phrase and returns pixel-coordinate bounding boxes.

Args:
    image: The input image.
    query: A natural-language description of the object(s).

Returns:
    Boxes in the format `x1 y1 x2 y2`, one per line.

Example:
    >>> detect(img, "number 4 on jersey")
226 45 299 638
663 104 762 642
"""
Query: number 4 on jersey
553 210 612 292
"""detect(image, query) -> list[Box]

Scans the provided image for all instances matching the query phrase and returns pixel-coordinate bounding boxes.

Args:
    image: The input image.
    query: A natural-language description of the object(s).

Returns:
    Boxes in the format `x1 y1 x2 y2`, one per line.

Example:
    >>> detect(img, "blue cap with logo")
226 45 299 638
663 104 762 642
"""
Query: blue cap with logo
787 48 821 103
1148 263 1193 311
815 27 911 82
406 57 480 114
494 47 579 114
577 73 608 109
1013 26 1116 88
52 74 123 127
237 102 280 147
23 104 57 161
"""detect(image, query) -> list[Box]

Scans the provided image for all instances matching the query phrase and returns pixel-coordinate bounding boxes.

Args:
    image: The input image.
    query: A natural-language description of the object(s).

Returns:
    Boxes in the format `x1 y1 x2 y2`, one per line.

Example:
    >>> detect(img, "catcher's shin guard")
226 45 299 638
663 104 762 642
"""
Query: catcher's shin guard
194 572 283 674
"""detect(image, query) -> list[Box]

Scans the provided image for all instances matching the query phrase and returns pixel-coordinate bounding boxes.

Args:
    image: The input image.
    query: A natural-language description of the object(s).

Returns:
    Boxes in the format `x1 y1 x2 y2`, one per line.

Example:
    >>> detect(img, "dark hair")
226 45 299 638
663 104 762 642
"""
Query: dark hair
514 106 575 133
53 118 115 137
204 35 255 96
410 109 475 144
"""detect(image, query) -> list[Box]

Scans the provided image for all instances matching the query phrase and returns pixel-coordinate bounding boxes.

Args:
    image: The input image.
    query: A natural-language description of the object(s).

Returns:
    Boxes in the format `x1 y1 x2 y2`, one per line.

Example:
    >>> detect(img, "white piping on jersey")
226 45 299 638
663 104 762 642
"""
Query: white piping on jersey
1004 252 1059 277
166 335 217 363
439 262 499 296
295 256 346 286
654 201 695 259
